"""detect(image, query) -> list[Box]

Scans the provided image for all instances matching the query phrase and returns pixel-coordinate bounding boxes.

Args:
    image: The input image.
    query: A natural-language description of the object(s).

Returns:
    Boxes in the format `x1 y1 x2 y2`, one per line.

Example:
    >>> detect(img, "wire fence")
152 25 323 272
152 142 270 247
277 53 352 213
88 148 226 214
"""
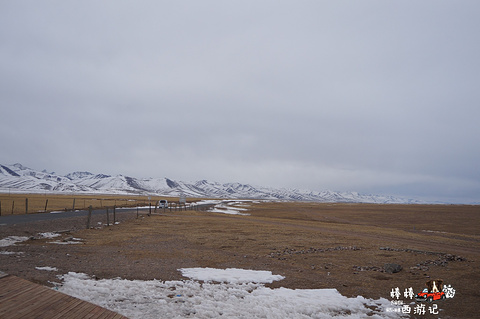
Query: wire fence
0 194 164 216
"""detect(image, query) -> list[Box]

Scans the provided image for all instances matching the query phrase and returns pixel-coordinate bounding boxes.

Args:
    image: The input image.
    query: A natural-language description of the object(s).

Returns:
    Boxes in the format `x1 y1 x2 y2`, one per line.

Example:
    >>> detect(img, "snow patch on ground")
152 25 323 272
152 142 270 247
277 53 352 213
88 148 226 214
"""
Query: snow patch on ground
57 268 404 319
195 200 222 205
422 229 447 234
0 236 29 247
48 240 82 245
203 200 252 216
48 237 83 245
36 266 58 271
0 251 23 255
38 232 61 238
180 267 284 283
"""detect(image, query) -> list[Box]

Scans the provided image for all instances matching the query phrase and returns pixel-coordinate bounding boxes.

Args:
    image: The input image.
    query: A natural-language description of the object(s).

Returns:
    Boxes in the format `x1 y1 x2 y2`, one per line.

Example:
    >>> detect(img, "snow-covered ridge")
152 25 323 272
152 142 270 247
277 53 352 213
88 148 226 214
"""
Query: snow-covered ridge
0 163 419 204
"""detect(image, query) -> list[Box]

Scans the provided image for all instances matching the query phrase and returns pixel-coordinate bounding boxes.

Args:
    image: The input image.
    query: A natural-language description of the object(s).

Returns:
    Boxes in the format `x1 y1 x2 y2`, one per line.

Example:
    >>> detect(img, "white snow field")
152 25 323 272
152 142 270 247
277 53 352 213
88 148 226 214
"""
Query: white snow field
197 200 252 215
0 236 29 247
57 268 405 319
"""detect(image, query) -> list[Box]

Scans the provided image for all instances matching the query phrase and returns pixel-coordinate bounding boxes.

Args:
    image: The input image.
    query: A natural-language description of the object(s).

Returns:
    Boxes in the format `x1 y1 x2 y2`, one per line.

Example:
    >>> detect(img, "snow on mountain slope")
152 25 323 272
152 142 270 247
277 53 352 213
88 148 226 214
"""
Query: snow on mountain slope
65 171 94 180
0 165 20 177
0 163 93 192
0 163 419 203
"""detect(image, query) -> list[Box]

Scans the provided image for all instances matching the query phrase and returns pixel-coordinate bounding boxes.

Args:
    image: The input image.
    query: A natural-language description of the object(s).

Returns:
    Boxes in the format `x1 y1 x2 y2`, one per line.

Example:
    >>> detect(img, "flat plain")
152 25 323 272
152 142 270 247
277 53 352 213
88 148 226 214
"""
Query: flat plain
1 200 478 318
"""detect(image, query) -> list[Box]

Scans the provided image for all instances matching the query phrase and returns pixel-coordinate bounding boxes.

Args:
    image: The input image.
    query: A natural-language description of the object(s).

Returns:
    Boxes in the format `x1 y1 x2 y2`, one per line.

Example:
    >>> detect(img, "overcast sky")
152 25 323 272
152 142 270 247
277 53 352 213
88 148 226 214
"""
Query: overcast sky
1 1 479 203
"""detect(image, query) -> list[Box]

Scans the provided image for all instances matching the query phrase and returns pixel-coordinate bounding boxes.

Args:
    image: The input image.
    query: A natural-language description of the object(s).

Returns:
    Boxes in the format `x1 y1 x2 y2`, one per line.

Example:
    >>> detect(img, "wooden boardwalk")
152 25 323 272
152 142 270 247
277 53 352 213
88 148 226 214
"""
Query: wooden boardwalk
0 272 128 319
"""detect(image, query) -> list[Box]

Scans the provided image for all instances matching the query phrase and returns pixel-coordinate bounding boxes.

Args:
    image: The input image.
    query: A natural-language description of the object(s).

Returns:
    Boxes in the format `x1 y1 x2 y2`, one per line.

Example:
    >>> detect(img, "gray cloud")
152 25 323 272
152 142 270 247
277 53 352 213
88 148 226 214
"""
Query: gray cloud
1 1 479 203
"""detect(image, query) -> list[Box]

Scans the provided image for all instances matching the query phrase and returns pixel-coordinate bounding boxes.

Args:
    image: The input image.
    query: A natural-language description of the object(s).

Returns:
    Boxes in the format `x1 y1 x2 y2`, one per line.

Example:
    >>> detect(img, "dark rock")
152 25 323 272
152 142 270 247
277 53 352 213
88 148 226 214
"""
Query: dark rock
384 263 403 274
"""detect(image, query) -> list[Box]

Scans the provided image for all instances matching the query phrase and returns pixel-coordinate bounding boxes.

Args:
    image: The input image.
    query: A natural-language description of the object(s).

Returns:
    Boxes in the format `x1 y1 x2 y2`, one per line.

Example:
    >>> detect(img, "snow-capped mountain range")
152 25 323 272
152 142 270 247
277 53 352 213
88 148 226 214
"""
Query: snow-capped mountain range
0 163 419 204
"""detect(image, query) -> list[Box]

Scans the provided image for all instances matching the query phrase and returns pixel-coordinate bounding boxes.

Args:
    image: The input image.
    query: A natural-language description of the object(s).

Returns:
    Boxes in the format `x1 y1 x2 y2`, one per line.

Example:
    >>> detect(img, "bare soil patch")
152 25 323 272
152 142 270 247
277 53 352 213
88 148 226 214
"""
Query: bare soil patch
1 202 479 318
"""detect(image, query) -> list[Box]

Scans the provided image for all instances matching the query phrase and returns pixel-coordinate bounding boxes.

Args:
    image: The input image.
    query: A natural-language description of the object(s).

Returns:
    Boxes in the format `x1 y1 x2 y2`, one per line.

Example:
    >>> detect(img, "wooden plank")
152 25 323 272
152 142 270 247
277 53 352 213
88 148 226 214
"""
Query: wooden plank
83 306 103 319
49 298 88 319
70 300 109 319
0 275 127 319
50 297 107 319
20 292 73 319
18 286 76 318
0 286 44 316
0 275 31 294
38 295 73 317
59 302 95 319
96 310 122 319
8 287 63 319
0 281 58 318
85 307 114 319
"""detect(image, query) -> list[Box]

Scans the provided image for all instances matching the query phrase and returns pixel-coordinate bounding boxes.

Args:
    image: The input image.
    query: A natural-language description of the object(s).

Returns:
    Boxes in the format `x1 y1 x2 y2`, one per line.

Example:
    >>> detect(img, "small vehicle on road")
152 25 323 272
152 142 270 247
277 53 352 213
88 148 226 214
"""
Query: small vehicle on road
158 200 168 208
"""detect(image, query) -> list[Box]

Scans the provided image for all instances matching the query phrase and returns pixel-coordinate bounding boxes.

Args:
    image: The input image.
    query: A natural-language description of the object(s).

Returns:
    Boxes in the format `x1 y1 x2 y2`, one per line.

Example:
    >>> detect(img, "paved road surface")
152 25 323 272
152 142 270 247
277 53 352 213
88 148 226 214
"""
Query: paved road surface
0 207 147 226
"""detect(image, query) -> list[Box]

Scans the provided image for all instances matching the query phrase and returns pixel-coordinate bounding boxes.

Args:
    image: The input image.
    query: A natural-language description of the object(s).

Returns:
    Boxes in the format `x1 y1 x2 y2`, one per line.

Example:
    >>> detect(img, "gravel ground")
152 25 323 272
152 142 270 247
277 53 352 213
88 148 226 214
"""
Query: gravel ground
0 210 140 284
0 210 140 238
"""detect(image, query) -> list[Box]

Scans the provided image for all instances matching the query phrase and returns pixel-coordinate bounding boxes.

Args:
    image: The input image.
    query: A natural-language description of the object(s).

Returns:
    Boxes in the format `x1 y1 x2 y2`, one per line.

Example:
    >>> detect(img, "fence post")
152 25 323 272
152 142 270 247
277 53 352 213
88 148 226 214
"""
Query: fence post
11 201 14 214
136 205 139 219
0 201 2 216
113 206 116 224
25 198 28 214
106 207 110 226
72 198 76 211
86 206 92 229
44 199 49 212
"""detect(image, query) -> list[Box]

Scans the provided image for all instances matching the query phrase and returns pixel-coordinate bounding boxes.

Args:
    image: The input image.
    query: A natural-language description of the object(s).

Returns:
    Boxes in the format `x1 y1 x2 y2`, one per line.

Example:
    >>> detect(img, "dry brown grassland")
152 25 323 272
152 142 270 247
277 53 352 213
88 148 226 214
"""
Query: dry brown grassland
1 198 479 318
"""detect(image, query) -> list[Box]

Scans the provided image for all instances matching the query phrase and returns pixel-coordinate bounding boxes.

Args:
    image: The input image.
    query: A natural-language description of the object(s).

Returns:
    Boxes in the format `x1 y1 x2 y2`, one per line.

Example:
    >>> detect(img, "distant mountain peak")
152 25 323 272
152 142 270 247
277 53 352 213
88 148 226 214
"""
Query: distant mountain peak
66 171 94 180
94 174 111 179
13 163 29 170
